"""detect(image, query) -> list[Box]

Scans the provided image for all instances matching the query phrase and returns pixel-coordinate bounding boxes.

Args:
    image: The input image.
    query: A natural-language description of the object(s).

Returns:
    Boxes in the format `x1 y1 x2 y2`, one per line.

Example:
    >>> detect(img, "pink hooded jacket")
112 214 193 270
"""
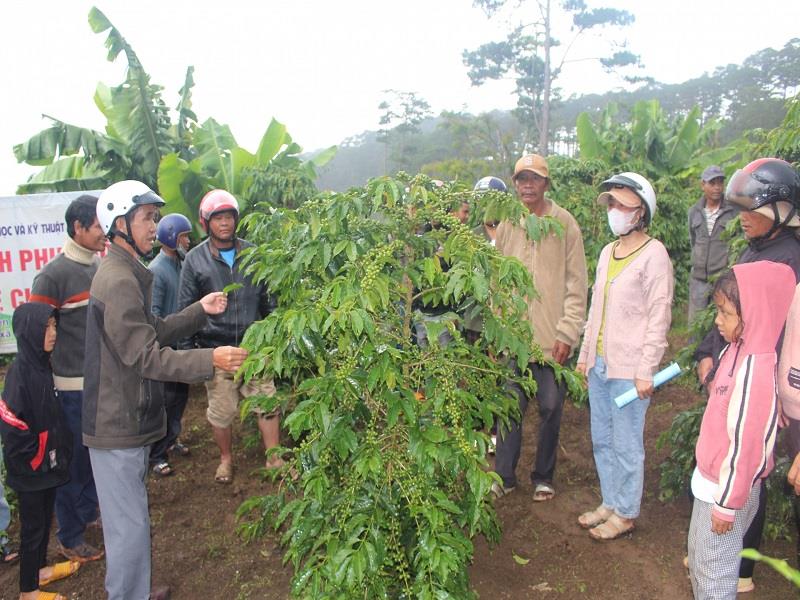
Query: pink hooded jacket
695 261 796 522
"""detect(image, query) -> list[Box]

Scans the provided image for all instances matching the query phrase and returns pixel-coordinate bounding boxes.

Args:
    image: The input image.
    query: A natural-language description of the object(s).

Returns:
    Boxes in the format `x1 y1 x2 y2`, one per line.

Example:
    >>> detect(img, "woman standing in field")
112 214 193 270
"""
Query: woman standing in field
576 172 674 540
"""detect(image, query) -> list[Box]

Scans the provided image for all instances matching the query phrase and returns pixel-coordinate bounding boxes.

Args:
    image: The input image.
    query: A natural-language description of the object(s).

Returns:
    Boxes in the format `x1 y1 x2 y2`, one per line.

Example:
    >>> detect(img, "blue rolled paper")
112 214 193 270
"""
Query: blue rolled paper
613 362 683 408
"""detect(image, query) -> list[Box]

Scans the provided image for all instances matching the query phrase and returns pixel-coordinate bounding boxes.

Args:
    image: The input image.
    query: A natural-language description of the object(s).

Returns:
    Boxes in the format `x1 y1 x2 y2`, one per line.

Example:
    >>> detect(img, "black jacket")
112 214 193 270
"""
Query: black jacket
177 238 274 348
695 229 800 366
0 302 71 492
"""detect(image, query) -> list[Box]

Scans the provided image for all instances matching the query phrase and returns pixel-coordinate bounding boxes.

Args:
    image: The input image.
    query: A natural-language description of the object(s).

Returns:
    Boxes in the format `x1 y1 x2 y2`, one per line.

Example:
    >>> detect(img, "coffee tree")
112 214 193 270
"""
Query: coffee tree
235 174 557 598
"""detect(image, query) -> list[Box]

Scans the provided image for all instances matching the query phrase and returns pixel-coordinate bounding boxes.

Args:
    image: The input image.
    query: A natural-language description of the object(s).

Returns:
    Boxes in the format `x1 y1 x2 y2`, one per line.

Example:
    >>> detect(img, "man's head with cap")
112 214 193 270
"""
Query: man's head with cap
512 154 550 214
701 165 725 208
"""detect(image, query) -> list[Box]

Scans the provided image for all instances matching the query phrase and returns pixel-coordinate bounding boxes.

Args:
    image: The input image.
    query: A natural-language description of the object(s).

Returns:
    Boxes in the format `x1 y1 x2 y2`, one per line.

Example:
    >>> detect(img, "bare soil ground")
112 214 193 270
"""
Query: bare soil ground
1 374 797 599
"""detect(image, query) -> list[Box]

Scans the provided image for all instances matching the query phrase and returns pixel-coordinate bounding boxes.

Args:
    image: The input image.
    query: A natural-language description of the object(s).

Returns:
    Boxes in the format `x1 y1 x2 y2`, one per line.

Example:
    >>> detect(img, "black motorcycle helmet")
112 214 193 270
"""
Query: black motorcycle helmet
726 158 800 243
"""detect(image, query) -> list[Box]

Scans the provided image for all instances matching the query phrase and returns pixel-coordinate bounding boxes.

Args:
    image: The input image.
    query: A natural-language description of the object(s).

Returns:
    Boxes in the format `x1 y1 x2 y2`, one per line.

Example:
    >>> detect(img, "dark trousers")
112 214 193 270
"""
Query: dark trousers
18 487 56 592
55 390 99 548
495 362 566 488
738 479 767 579
150 381 190 464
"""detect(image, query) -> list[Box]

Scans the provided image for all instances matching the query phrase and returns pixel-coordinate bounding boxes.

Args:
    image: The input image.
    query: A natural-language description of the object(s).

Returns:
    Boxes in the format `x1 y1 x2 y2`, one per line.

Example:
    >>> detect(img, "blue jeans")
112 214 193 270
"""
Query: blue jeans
55 390 99 548
588 357 650 519
1 446 10 545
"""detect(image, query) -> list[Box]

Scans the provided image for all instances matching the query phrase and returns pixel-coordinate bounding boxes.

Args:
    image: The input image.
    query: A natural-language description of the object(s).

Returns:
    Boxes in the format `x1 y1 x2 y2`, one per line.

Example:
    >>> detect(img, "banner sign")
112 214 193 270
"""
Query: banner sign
0 191 101 353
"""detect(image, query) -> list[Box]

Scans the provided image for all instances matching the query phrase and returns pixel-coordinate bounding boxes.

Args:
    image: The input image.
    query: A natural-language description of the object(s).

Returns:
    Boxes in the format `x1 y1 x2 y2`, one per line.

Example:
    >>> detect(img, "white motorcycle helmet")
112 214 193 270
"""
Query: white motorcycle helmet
599 172 657 226
97 180 165 256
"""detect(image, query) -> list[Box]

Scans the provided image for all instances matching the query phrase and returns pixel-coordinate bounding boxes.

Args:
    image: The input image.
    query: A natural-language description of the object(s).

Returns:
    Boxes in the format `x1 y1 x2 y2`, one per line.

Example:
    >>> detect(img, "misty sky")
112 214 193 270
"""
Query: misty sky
2 0 798 195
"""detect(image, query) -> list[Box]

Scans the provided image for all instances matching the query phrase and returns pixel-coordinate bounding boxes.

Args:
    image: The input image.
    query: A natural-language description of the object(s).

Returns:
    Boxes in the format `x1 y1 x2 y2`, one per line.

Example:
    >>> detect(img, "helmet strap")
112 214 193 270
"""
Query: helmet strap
117 212 154 260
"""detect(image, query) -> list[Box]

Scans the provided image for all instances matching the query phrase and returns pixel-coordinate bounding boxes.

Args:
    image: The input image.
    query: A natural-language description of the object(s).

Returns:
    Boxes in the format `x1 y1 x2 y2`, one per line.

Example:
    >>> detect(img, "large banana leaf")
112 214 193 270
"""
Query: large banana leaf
16 156 112 194
156 152 208 235
664 106 701 169
256 118 288 165
193 118 239 191
309 145 337 168
576 112 600 159
89 7 174 189
13 120 126 166
176 66 197 152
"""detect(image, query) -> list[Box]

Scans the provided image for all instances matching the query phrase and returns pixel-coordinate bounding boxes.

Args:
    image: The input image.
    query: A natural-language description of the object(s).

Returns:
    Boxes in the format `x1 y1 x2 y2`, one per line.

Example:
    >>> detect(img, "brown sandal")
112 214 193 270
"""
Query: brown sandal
214 462 234 484
588 513 635 540
578 505 613 529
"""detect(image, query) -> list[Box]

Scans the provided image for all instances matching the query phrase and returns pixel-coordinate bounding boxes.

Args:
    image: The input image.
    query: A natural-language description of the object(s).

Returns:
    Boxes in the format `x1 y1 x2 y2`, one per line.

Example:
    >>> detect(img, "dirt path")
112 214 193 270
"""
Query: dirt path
0 381 797 599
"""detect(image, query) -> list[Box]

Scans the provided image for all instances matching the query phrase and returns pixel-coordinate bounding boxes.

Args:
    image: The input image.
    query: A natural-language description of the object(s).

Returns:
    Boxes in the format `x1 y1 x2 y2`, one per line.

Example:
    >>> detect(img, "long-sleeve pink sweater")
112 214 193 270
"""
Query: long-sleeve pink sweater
577 238 673 381
695 262 796 522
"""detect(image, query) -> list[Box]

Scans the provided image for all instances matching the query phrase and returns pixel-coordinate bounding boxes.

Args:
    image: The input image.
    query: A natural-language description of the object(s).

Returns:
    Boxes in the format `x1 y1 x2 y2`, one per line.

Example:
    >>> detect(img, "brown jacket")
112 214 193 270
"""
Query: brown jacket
83 244 215 449
496 199 588 356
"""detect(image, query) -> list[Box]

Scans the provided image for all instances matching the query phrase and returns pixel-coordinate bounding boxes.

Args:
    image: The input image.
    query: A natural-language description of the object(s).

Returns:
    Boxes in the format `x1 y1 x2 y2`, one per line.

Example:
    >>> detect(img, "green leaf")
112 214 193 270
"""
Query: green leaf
15 156 110 194
194 118 238 190
310 145 337 168
14 119 125 167
576 112 601 159
223 283 244 294
87 6 112 34
740 549 800 586
351 311 364 337
256 118 288 165
512 553 530 565
310 213 321 240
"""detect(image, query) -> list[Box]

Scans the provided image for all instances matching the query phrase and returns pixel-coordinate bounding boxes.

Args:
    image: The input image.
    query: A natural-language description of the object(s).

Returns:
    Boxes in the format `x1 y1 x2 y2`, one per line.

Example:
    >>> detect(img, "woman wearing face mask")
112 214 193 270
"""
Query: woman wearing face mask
575 172 674 540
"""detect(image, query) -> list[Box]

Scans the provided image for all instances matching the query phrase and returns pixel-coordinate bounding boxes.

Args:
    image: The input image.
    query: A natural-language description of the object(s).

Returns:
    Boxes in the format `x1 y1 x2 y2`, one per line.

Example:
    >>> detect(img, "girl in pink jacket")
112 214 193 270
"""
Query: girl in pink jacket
688 261 795 599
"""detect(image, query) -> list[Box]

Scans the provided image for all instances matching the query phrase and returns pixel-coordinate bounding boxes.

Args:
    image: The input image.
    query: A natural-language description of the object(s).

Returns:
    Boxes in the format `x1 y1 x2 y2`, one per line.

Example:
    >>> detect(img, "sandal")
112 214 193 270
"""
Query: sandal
39 560 81 586
214 461 234 484
36 593 68 600
532 483 555 502
168 442 190 457
151 462 173 477
578 505 613 529
1 542 19 565
588 513 635 540
737 577 755 593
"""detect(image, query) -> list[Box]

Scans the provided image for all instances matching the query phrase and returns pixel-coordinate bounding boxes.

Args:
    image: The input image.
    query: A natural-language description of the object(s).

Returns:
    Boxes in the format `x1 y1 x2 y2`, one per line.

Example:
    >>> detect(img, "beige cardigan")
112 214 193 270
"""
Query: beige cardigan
578 239 674 381
495 199 588 356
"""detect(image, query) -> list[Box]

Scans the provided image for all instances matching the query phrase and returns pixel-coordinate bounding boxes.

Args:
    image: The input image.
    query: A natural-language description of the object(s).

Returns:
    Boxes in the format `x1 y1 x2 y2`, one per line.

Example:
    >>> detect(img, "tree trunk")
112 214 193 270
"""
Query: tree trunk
539 0 551 156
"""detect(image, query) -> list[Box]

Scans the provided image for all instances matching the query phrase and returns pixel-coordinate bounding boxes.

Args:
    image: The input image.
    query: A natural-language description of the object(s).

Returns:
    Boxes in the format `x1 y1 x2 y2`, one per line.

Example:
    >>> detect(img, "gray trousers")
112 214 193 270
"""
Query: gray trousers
688 278 712 323
494 363 566 488
89 447 151 600
688 484 760 600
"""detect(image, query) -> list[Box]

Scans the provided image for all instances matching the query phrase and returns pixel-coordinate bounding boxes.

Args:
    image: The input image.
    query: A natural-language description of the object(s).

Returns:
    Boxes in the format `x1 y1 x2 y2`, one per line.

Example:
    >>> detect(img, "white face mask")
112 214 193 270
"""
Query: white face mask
607 208 639 236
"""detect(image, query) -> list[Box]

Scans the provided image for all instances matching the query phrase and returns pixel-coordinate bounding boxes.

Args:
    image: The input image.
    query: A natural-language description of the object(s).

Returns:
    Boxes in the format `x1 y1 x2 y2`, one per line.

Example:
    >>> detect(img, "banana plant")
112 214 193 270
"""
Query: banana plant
157 117 336 228
14 7 181 192
14 6 335 217
576 99 732 177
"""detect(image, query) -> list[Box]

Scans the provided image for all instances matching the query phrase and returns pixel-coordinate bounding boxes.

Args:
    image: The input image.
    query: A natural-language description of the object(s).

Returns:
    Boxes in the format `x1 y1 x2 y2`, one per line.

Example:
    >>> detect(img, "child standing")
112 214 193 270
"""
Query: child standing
688 262 796 599
0 302 81 600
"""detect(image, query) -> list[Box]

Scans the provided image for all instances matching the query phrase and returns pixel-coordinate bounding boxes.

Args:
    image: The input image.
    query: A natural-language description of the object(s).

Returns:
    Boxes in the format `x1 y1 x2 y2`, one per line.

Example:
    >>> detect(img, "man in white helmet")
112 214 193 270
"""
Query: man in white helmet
82 180 248 600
